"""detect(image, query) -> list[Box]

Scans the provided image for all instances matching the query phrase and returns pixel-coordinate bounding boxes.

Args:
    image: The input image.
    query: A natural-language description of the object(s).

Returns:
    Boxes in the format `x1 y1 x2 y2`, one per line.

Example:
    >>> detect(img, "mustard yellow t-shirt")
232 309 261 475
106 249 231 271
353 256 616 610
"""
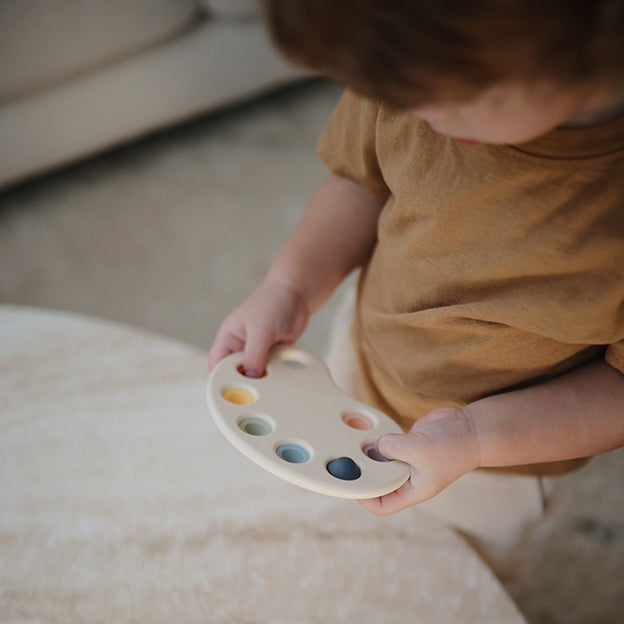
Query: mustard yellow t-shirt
318 89 624 475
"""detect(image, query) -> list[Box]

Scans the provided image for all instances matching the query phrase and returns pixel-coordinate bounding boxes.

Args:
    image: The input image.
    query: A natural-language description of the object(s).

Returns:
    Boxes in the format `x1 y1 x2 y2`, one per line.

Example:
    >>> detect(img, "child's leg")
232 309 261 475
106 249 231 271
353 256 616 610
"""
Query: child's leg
416 468 578 578
325 286 579 578
325 284 364 400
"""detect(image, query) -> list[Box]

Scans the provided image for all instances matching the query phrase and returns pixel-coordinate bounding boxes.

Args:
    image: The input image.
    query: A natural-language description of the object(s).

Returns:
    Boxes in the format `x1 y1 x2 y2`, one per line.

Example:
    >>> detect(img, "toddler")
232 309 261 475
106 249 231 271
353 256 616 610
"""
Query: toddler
208 0 624 573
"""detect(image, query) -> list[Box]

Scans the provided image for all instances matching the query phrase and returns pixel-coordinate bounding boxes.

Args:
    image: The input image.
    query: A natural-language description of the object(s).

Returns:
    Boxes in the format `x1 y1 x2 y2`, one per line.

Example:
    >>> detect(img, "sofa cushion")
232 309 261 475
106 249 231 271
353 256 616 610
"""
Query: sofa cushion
0 0 200 102
201 0 258 20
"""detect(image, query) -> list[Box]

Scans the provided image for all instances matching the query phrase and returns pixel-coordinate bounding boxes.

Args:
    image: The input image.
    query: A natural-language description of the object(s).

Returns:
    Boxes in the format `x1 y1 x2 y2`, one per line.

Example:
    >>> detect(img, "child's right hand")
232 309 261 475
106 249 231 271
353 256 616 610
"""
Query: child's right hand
208 277 310 378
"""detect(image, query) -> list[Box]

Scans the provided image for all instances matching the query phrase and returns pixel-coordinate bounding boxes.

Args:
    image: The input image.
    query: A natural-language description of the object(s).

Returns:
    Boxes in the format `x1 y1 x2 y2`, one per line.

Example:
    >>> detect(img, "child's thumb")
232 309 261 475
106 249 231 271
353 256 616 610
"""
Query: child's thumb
377 432 417 465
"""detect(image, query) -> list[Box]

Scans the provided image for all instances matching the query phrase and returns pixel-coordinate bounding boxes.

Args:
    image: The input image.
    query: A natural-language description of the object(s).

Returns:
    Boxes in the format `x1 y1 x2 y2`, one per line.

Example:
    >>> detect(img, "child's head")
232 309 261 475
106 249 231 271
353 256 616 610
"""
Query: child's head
262 0 624 143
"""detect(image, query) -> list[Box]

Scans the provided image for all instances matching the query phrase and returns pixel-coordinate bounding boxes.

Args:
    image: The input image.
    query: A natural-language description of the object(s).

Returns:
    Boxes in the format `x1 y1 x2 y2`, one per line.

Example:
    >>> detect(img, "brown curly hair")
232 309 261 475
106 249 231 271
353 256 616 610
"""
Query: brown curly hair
261 0 624 107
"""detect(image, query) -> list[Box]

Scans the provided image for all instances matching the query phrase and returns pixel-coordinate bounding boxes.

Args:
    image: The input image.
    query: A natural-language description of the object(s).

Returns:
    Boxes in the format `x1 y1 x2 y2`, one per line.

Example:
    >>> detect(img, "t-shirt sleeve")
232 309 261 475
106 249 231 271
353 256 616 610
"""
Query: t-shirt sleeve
605 340 624 375
317 89 391 204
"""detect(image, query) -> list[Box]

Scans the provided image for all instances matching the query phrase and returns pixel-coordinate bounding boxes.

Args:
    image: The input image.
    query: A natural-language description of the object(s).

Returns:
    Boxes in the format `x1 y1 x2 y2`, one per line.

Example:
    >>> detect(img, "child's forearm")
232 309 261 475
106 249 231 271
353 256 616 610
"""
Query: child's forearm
465 359 624 468
266 173 382 314
208 173 381 377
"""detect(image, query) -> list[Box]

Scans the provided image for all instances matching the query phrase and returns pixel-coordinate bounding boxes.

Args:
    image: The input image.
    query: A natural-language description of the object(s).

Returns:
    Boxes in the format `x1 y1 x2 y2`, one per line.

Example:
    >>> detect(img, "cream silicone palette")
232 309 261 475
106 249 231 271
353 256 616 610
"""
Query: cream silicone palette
206 345 410 499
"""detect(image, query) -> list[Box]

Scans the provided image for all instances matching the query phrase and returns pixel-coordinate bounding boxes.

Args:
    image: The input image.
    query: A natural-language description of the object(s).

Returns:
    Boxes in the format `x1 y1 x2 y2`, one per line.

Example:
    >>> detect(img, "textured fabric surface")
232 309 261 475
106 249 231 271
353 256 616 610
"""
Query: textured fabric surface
0 306 526 623
0 0 305 189
0 0 199 101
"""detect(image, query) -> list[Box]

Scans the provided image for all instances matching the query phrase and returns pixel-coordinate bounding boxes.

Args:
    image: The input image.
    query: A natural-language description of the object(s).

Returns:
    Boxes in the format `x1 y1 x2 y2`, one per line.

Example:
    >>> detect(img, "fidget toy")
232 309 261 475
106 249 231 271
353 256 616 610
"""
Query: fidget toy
206 345 410 499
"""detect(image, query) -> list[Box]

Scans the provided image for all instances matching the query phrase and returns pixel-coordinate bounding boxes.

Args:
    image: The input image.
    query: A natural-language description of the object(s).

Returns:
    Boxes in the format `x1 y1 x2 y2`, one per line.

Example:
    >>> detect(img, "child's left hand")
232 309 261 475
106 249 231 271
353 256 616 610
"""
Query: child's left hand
358 407 482 515
360 360 624 515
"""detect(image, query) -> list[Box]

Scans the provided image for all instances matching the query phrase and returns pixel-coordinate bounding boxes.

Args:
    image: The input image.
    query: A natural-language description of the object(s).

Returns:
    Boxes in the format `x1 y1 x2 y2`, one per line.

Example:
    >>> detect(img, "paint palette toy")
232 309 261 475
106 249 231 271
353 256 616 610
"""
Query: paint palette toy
206 345 410 499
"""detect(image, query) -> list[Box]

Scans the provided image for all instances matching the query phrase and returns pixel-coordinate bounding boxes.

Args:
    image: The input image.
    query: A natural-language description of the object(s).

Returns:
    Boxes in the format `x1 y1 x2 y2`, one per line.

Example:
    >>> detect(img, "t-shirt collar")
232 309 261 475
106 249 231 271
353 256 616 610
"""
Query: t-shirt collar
510 113 624 159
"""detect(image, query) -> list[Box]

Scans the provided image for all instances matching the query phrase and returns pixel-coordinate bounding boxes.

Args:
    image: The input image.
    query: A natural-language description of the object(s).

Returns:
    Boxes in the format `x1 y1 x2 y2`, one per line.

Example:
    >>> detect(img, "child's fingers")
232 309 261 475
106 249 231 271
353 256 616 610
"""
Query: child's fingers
357 477 420 516
355 433 421 516
242 327 276 378
208 332 245 370
356 433 428 515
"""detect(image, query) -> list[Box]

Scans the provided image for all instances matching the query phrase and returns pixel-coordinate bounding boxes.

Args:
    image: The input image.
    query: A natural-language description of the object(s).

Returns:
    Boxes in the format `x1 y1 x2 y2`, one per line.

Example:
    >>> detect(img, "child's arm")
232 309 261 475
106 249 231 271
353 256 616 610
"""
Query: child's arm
360 358 624 515
208 173 382 377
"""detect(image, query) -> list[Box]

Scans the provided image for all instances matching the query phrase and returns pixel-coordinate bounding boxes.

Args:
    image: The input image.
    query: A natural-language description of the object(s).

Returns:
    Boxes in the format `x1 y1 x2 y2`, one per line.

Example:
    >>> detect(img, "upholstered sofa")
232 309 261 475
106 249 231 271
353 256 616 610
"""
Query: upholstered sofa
0 0 306 190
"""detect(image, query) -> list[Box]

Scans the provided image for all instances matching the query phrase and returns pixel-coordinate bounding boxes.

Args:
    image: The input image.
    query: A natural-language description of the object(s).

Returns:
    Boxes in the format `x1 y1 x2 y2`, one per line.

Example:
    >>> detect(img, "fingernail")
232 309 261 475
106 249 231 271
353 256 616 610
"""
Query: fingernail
377 435 391 456
245 368 267 379
237 364 266 378
364 443 391 463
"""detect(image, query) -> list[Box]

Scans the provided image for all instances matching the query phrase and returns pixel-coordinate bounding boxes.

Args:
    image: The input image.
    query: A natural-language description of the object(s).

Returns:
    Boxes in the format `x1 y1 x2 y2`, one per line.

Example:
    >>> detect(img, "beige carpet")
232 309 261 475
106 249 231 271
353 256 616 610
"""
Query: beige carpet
1 79 623 623
1 305 527 624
